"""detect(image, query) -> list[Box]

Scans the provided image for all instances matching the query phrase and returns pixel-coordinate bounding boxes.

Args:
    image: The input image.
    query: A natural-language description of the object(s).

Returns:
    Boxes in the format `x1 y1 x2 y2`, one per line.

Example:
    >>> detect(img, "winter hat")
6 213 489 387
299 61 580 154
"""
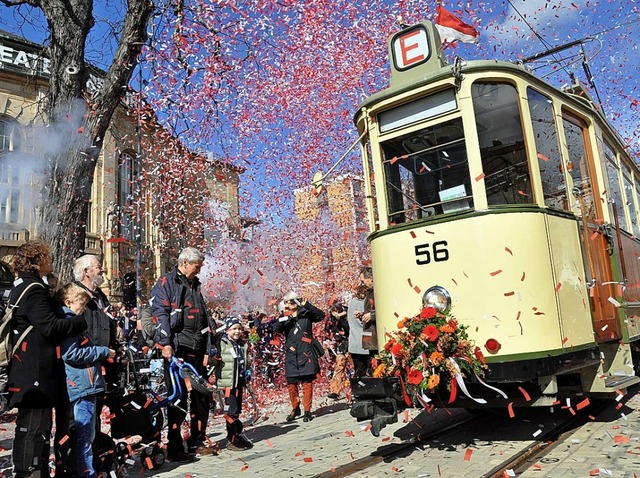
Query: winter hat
224 316 242 331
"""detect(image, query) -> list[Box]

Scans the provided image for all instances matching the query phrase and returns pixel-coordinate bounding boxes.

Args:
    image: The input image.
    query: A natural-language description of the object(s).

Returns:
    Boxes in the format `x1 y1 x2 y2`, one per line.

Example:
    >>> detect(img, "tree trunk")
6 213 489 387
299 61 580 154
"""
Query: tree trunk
32 0 153 281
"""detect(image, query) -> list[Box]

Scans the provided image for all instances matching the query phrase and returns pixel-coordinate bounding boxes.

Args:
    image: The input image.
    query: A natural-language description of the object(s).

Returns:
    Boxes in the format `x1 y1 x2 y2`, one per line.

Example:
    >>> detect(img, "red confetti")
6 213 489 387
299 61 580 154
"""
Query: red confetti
464 448 473 461
518 386 531 401
576 398 590 410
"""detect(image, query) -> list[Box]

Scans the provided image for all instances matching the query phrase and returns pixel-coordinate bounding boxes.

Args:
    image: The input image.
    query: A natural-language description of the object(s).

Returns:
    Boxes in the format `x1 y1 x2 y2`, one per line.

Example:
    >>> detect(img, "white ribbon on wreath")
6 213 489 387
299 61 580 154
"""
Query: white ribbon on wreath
448 357 508 404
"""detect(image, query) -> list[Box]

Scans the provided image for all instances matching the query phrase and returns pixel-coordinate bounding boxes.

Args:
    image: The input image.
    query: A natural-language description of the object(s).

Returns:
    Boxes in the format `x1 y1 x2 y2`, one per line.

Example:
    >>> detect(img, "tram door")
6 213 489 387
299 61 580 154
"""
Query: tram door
563 114 621 342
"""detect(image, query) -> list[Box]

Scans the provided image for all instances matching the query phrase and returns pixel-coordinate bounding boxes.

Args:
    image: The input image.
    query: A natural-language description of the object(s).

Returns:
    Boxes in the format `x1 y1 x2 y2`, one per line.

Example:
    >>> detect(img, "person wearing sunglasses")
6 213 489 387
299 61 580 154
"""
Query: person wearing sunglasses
274 291 325 423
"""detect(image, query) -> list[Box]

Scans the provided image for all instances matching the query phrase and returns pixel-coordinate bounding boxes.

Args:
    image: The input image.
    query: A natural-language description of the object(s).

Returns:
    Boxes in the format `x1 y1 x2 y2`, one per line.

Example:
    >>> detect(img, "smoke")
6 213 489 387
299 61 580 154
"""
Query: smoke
0 99 88 237
197 190 361 316
199 225 305 316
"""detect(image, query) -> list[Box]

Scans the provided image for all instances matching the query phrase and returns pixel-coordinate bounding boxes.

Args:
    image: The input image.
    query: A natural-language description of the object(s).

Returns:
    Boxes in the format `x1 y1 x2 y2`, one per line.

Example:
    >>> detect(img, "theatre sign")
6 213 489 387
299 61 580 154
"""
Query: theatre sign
0 31 105 93
0 33 50 77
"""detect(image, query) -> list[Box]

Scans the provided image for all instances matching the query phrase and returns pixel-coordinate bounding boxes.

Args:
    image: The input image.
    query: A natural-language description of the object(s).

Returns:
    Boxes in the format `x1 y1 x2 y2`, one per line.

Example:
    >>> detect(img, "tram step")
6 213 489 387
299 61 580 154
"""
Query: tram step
603 374 640 389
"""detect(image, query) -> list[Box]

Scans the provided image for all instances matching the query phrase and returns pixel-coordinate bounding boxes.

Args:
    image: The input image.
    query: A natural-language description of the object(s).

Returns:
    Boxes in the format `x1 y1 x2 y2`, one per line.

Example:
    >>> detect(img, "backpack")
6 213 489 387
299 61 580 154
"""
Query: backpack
0 282 45 367
0 282 44 411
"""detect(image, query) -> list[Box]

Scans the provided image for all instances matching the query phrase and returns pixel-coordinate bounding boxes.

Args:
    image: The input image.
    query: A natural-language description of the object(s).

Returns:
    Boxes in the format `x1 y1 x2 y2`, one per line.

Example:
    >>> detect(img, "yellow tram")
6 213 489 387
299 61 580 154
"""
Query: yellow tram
350 20 640 433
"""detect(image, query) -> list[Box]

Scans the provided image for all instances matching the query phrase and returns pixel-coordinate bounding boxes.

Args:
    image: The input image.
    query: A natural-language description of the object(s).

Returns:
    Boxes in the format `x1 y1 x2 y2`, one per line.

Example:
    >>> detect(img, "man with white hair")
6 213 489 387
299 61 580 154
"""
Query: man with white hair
55 254 116 478
151 246 213 462
73 254 116 349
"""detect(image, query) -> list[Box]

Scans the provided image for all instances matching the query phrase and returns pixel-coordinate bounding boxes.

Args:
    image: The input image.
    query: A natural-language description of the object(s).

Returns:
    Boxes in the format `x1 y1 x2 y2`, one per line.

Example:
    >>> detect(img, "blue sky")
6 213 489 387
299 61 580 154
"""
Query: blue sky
1 0 639 225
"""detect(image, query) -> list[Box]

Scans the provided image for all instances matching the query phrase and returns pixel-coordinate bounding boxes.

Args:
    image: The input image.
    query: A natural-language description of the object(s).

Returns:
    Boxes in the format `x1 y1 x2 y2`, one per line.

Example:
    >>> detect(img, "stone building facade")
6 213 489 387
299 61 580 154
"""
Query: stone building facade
294 174 369 305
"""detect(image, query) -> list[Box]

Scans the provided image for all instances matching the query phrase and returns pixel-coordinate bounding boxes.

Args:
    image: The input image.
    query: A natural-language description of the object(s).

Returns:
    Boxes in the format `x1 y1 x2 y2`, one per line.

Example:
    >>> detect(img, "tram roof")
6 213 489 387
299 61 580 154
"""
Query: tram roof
356 58 596 116
354 56 628 156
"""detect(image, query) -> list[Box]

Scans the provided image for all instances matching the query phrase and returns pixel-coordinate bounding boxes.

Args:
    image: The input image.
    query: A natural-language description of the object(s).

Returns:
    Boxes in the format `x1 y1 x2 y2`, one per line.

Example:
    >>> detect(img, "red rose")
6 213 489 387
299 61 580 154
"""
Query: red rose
420 307 437 319
422 324 439 342
448 319 458 331
407 369 423 385
390 343 404 357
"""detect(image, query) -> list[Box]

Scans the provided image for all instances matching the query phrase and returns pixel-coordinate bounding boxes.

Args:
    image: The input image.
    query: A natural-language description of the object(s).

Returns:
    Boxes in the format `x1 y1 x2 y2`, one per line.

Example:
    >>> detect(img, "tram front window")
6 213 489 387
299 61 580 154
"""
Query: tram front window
381 117 472 223
472 82 532 207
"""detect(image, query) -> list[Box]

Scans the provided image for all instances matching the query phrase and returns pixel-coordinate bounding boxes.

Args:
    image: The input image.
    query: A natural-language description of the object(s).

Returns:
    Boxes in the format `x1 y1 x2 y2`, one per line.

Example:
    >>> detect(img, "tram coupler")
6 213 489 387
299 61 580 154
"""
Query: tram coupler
350 377 404 436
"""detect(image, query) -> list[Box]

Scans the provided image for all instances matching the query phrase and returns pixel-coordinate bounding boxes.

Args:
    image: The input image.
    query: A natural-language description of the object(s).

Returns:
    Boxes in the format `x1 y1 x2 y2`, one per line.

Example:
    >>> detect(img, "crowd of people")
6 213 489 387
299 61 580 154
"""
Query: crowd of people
2 239 378 477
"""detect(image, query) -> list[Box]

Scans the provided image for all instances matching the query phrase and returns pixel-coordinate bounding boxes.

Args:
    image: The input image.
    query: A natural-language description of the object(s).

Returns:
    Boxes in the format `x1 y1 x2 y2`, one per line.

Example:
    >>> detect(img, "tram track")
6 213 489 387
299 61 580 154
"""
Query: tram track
483 399 612 477
312 397 623 477
311 412 478 478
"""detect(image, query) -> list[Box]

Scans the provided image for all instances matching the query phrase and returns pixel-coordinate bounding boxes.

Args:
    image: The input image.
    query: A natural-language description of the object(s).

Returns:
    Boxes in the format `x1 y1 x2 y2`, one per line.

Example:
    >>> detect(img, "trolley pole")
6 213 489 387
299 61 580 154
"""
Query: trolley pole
135 63 143 309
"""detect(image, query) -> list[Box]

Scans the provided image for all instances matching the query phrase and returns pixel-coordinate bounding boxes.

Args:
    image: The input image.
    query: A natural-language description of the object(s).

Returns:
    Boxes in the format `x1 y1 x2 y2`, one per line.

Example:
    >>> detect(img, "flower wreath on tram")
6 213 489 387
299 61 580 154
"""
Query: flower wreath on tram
374 306 506 406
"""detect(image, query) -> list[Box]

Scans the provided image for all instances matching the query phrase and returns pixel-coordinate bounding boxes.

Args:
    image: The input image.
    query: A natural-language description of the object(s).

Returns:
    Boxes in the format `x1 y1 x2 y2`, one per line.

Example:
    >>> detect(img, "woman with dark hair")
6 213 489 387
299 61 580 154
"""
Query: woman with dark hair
7 239 87 478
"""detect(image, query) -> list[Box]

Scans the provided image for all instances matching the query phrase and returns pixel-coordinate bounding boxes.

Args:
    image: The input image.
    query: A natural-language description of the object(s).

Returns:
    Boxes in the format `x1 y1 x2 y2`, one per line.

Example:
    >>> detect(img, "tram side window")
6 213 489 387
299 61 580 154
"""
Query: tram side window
562 115 596 220
527 88 567 210
472 82 531 207
381 117 472 223
622 169 639 235
602 140 628 232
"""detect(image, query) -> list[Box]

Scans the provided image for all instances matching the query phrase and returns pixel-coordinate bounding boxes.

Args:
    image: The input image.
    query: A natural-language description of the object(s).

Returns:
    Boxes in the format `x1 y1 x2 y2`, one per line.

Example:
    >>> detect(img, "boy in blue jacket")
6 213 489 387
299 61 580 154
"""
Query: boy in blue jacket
57 283 116 478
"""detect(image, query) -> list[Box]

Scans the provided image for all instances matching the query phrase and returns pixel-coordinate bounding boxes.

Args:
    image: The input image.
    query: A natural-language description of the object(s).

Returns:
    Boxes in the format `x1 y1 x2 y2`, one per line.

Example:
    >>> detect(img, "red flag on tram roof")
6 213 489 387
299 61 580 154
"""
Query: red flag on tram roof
435 5 479 44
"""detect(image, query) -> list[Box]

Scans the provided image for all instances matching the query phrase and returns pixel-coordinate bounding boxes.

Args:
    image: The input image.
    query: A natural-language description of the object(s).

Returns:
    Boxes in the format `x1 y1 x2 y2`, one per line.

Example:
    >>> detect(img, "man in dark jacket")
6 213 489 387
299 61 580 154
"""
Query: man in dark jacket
273 291 325 423
72 254 117 352
151 246 213 461
55 254 118 477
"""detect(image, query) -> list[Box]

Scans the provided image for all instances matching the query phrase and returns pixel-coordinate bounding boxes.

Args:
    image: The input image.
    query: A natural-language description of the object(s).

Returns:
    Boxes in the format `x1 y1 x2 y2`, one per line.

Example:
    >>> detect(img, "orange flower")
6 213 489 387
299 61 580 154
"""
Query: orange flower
427 373 440 390
397 319 406 329
420 307 437 319
390 342 404 357
429 350 444 366
407 369 423 385
439 324 455 334
373 363 386 378
422 324 439 342
384 339 396 352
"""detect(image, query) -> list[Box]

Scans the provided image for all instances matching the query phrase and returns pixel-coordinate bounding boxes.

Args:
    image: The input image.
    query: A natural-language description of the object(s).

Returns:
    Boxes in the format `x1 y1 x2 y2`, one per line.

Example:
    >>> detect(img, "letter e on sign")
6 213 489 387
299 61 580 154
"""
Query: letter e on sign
392 26 430 71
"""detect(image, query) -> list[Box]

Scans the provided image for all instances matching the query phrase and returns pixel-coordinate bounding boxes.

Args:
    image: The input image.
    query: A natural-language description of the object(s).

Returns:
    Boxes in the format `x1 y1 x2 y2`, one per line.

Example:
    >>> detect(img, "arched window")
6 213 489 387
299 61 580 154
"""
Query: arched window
0 116 23 224
117 151 139 240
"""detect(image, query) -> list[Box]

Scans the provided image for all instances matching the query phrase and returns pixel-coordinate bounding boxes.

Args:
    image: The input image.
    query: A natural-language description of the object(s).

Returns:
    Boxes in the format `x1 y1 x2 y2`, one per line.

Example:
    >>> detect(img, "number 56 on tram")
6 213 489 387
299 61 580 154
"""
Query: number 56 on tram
349 20 640 432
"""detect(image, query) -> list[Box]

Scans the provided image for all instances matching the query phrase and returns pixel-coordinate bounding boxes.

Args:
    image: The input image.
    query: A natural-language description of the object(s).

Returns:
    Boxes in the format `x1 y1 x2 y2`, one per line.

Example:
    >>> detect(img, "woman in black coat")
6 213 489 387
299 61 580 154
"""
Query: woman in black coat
7 240 87 478
273 291 325 423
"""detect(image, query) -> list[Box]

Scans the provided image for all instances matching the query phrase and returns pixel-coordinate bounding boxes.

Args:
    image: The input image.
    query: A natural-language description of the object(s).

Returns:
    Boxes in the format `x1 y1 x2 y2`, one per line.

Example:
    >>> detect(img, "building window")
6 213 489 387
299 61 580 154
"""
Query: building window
117 152 139 241
0 117 23 224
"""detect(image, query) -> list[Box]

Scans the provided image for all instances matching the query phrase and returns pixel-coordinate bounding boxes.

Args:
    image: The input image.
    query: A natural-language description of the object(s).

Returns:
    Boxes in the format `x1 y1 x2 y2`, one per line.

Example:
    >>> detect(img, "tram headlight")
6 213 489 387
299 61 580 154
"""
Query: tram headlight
422 286 451 312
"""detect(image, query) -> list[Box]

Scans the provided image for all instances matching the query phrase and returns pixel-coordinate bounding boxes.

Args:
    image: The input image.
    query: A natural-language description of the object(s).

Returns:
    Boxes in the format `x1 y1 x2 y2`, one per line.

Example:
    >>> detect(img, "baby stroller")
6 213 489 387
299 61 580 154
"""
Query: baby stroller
94 348 213 474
